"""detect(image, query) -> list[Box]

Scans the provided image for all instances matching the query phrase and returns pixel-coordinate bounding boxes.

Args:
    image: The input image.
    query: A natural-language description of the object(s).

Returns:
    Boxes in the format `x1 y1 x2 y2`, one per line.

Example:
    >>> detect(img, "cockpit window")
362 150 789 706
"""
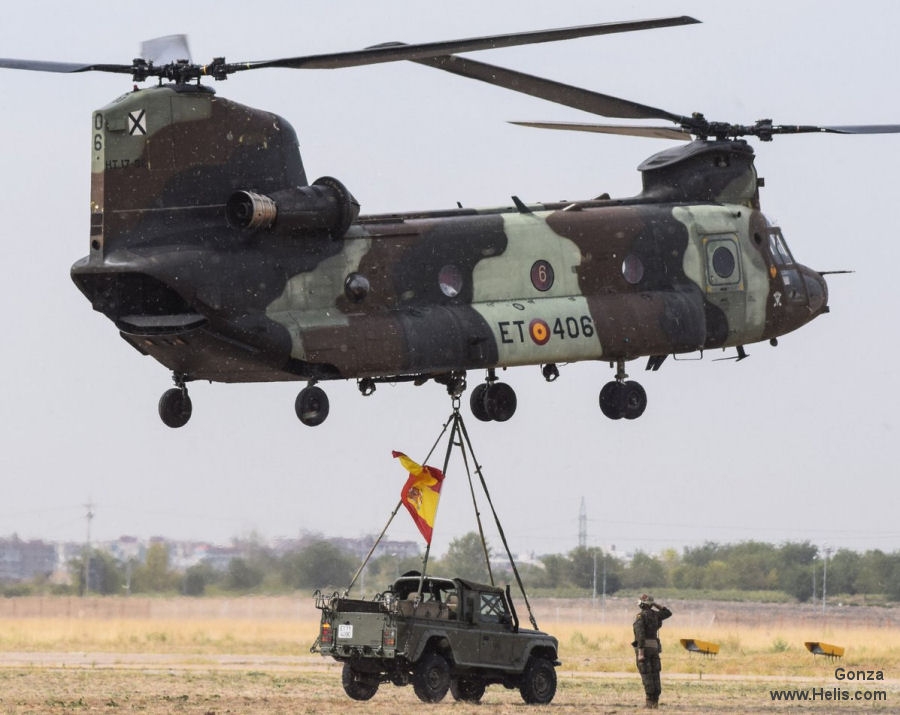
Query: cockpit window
768 229 795 266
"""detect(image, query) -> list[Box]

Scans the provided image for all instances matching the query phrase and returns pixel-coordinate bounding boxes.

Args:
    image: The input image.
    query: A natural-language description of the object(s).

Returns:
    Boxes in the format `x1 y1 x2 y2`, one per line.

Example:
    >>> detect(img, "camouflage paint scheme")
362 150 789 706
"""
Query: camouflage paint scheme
72 85 828 391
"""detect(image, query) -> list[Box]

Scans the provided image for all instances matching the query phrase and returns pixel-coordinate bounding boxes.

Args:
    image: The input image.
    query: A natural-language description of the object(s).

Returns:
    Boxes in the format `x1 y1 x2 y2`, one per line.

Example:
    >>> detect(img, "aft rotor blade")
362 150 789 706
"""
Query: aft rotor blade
141 35 192 66
0 58 132 74
511 120 692 140
774 124 900 135
238 16 700 71
414 54 687 123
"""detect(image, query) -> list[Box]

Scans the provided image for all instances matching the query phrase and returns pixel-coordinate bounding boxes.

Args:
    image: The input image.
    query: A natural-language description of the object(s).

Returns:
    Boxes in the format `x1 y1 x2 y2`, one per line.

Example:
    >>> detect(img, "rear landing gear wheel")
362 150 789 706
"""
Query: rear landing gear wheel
159 387 192 428
295 385 329 426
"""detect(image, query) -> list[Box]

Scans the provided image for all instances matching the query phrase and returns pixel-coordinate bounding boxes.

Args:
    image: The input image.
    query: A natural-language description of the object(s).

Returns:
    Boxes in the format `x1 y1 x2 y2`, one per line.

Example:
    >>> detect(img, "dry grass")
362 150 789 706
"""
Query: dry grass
554 622 900 676
0 617 311 655
0 596 897 713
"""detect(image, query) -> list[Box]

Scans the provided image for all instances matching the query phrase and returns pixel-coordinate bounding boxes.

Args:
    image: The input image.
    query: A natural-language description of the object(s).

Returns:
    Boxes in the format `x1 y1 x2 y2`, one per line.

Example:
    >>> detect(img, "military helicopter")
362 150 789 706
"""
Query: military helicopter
2 16 897 429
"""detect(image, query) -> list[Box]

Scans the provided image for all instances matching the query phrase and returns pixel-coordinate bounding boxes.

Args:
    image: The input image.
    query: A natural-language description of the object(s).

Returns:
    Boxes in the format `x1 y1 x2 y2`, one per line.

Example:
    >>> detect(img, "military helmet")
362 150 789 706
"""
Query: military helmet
637 593 655 607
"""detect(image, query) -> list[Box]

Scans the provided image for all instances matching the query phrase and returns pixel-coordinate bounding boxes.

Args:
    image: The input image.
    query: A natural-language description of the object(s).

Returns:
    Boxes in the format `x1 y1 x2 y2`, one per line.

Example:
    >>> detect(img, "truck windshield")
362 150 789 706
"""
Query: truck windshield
478 591 508 622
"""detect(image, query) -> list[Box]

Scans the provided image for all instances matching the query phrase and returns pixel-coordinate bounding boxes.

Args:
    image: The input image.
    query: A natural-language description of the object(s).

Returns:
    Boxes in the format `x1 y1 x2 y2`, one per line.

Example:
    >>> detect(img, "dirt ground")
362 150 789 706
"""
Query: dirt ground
0 662 896 714
0 596 896 713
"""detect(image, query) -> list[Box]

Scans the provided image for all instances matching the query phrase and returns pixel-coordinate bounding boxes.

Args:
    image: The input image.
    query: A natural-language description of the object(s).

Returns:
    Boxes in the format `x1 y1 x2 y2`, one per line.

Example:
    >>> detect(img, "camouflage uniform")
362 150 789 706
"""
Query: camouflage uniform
632 595 672 709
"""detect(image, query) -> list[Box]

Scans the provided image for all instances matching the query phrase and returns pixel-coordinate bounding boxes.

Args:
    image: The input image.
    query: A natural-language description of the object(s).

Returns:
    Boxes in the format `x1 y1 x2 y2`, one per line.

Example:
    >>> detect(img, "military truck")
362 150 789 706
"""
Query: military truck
312 573 559 704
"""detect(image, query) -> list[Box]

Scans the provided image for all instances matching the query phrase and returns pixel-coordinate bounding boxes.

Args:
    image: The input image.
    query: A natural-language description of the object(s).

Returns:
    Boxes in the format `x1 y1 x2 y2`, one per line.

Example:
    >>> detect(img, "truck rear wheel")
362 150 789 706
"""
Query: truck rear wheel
413 651 450 703
341 662 379 701
519 655 557 704
450 675 485 703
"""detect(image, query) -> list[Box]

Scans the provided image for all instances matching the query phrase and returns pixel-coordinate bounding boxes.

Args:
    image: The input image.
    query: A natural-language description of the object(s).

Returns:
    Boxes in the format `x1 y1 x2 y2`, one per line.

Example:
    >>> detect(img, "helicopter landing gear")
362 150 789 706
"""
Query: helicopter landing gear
358 377 376 396
470 370 517 422
541 363 560 382
599 362 647 420
159 375 192 428
295 383 329 426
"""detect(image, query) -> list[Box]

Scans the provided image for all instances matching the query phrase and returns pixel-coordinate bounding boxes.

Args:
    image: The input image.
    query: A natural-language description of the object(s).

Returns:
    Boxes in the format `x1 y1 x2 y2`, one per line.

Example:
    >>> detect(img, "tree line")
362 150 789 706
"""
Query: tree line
12 535 900 602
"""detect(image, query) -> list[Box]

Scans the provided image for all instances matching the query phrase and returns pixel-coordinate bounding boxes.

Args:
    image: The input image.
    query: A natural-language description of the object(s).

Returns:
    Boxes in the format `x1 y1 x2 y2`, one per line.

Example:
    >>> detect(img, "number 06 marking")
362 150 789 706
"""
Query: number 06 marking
93 113 103 152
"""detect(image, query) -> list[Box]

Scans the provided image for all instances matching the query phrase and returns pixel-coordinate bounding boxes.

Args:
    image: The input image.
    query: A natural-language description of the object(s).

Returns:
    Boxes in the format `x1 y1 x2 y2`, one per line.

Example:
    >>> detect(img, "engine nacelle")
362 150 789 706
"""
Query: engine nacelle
226 176 360 238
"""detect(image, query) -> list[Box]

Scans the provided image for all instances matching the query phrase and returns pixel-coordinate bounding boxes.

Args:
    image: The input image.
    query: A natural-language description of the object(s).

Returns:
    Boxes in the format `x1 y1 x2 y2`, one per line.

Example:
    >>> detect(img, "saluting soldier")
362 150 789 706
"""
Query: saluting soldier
632 594 672 709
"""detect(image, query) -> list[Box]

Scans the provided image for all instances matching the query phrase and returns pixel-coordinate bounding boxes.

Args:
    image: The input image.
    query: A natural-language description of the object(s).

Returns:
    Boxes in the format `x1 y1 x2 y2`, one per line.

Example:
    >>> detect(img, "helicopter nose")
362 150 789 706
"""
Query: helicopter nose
803 267 829 315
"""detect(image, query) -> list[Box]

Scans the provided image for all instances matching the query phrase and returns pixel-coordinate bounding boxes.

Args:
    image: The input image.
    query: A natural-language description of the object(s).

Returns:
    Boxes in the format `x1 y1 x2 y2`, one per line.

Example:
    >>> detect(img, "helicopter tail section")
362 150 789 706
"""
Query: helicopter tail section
87 85 308 258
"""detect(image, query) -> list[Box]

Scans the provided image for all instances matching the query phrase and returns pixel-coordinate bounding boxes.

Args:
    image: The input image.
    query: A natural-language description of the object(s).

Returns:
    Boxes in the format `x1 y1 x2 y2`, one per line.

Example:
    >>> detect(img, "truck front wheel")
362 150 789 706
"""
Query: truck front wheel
341 662 379 701
519 655 557 704
413 652 451 703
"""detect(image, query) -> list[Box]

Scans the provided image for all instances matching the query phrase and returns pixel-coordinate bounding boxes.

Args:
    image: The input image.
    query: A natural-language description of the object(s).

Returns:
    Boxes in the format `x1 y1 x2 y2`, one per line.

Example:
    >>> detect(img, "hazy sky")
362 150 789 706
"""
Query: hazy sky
1 0 898 559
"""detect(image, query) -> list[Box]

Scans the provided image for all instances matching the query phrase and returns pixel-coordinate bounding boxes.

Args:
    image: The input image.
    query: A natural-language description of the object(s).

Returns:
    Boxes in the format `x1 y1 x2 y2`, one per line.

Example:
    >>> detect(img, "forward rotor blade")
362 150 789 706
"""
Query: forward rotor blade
0 58 132 74
511 120 692 140
237 16 699 71
414 54 687 123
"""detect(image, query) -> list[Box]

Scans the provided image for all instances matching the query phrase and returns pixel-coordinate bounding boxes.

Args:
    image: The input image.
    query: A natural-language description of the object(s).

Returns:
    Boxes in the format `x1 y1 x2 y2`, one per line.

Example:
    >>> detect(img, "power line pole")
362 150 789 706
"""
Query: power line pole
578 497 587 549
83 500 94 596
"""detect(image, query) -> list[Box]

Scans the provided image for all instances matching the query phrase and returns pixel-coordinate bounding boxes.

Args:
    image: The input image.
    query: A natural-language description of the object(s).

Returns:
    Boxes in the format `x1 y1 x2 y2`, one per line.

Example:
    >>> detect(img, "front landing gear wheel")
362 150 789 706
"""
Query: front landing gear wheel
158 388 192 428
470 383 491 422
295 385 329 426
620 380 647 420
484 382 517 421
599 381 624 420
599 380 647 420
471 381 518 421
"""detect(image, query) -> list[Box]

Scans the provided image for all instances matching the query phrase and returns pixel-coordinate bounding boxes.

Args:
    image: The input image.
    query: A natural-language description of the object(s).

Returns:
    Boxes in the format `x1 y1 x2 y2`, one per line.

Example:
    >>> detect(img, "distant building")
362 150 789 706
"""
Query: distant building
330 535 421 560
0 532 421 584
106 535 144 565
0 535 56 583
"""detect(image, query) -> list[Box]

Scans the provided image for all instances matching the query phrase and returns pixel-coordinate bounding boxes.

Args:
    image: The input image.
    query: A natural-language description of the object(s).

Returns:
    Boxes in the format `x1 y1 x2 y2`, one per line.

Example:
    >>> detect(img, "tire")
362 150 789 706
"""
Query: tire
341 662 379 701
295 385 329 426
470 383 491 422
598 381 624 420
519 655 557 705
484 382 517 422
413 651 450 703
158 388 192 428
450 676 485 703
621 380 647 420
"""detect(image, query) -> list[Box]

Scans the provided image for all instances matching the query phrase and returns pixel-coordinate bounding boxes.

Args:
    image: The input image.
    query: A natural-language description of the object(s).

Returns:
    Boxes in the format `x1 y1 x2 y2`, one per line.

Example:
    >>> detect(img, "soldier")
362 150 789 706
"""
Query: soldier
632 594 672 709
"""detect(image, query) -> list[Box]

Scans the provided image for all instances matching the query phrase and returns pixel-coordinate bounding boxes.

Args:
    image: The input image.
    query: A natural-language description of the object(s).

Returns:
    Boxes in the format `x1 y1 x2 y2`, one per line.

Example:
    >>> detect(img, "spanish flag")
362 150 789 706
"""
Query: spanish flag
393 451 444 544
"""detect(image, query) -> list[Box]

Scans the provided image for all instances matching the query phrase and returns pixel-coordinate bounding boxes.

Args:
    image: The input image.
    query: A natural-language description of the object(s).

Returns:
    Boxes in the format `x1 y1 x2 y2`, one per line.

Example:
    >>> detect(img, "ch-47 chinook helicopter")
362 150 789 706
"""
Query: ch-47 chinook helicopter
3 16 898 429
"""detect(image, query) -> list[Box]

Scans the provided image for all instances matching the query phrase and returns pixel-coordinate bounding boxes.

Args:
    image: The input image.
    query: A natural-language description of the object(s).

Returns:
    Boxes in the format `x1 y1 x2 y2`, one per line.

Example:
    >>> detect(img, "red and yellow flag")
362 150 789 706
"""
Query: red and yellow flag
393 451 444 544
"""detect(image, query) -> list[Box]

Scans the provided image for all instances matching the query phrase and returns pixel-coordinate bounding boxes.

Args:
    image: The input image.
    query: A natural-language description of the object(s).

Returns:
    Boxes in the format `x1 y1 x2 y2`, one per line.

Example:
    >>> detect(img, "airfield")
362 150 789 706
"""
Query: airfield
2 3 899 713
0 595 897 713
